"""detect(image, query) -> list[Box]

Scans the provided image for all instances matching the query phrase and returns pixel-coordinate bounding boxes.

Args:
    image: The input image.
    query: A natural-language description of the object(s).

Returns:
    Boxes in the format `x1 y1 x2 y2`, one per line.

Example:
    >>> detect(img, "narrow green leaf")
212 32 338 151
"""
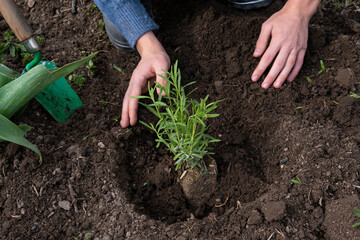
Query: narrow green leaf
187 88 198 97
139 120 152 130
176 122 187 128
113 65 125 74
0 64 20 88
350 92 360 99
131 95 151 99
154 101 167 107
190 161 199 169
0 114 42 163
183 81 196 88
139 103 159 118
351 209 360 217
203 134 216 140
192 153 204 159
352 222 360 228
174 152 183 161
9 45 15 57
207 114 219 118
175 162 181 171
18 124 32 133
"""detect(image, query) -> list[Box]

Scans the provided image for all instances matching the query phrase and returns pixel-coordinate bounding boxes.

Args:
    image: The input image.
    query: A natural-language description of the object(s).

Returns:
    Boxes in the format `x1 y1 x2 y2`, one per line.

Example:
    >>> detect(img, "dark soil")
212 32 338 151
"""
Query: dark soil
1 0 360 239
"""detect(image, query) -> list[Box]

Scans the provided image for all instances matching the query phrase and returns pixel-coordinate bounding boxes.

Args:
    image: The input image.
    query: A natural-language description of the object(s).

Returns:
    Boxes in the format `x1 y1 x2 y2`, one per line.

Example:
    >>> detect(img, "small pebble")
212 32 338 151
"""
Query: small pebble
17 200 24 208
280 157 289 165
214 81 223 94
31 223 39 231
146 140 154 147
247 210 262 225
58 200 71 211
28 0 35 8
102 235 113 240
98 142 105 149
35 135 44 144
164 167 171 173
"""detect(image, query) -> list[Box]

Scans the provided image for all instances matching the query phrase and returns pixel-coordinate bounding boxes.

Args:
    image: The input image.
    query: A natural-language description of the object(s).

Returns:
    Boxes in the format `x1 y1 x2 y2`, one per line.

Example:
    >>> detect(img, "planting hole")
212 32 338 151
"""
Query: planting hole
110 116 281 223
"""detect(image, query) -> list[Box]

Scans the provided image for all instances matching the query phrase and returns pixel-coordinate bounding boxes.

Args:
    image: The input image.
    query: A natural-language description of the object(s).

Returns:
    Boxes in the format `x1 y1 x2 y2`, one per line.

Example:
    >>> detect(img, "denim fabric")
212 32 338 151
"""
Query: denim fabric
94 0 158 49
103 15 134 52
226 0 272 10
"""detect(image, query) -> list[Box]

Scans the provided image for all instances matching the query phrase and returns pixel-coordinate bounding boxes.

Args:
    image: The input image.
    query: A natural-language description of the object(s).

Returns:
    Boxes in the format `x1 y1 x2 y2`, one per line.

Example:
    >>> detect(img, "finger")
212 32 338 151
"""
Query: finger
143 77 156 93
120 87 131 128
287 49 306 82
261 47 291 89
251 41 281 83
254 22 272 57
156 70 168 96
273 50 297 88
128 81 143 126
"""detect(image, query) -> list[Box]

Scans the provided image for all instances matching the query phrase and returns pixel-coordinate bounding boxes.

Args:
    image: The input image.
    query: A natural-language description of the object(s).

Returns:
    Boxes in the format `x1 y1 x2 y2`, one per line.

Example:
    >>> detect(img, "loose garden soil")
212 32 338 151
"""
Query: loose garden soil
1 0 360 239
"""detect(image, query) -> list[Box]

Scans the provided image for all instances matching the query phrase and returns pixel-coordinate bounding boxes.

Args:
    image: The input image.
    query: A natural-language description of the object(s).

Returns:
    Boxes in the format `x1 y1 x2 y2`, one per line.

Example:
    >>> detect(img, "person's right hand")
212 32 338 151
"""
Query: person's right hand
120 31 170 128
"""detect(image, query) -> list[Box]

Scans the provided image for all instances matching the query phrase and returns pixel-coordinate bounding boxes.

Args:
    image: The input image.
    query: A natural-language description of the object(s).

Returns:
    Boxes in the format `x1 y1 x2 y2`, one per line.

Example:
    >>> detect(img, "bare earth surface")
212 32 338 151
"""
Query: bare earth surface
1 0 360 239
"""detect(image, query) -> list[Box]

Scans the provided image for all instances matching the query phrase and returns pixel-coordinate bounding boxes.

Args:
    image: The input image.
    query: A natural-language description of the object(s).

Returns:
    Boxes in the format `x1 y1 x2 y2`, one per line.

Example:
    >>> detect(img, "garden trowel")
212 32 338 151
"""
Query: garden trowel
0 0 83 122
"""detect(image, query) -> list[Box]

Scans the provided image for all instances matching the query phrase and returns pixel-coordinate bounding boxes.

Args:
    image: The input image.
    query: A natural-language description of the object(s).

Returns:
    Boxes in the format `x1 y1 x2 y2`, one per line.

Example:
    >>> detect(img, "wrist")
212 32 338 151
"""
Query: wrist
283 0 321 21
135 31 166 58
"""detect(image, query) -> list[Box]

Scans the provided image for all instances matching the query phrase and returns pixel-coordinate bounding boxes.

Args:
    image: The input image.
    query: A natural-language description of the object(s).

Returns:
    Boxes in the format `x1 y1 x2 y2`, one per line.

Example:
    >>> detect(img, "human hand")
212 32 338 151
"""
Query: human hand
251 0 320 89
120 32 170 128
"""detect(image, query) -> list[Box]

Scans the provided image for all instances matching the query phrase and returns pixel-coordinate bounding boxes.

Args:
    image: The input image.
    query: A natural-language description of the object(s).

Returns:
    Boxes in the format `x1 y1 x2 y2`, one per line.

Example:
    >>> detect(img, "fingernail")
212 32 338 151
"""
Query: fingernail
262 83 270 89
252 75 259 81
254 49 261 55
287 77 293 82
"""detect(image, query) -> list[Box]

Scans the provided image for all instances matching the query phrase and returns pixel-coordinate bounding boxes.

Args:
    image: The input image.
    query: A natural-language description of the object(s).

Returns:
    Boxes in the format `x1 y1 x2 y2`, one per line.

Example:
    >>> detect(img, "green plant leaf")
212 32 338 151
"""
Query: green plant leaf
85 232 94 239
18 124 32 133
0 113 42 163
139 120 152 130
0 64 20 88
207 114 219 118
154 101 168 107
139 102 159 118
352 222 360 228
9 45 16 57
351 209 360 217
350 92 360 99
132 95 150 99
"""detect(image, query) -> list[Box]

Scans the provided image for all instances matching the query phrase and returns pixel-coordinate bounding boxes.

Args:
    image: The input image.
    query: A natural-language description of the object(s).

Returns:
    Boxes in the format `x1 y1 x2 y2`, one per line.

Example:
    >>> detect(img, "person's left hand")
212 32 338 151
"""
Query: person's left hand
251 4 311 89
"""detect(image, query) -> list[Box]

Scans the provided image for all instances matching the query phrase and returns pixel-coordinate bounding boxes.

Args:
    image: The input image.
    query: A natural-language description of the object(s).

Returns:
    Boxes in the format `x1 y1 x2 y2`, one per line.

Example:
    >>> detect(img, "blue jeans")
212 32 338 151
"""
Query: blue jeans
103 0 153 52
